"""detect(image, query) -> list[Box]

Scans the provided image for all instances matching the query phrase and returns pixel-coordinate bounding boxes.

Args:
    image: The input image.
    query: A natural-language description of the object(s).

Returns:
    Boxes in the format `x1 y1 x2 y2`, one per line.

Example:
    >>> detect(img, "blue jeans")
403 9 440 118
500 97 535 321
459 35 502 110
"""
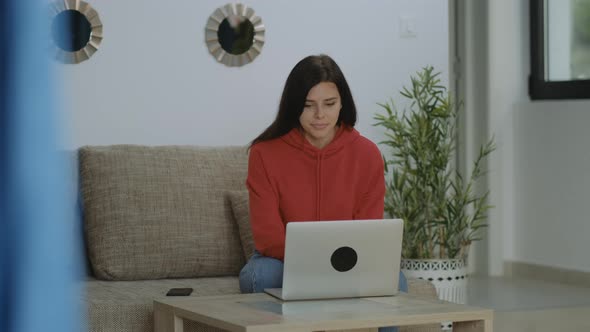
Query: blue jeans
239 251 408 332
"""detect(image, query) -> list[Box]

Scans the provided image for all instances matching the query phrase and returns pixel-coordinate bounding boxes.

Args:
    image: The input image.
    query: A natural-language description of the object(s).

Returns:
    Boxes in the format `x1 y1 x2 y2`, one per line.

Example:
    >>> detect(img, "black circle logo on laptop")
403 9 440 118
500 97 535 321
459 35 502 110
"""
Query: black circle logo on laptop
330 246 358 272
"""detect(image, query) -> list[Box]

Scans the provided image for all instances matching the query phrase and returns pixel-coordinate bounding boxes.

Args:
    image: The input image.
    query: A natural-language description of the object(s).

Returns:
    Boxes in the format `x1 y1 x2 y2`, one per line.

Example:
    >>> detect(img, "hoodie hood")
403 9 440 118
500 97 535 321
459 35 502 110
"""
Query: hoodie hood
280 125 360 157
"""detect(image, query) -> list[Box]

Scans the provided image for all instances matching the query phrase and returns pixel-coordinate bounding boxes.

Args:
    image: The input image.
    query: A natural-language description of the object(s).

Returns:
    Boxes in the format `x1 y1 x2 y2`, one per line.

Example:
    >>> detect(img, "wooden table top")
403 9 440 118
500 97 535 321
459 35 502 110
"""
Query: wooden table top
154 292 493 332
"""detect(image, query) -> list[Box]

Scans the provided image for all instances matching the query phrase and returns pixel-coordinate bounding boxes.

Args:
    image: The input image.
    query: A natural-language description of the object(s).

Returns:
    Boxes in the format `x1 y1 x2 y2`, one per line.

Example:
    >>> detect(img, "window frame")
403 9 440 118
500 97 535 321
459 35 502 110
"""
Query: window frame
529 0 590 100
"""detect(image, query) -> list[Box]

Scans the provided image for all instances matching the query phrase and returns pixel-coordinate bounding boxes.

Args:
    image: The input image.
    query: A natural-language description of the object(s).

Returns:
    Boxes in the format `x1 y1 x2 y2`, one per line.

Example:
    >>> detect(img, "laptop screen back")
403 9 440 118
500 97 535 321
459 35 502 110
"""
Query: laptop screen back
279 219 403 301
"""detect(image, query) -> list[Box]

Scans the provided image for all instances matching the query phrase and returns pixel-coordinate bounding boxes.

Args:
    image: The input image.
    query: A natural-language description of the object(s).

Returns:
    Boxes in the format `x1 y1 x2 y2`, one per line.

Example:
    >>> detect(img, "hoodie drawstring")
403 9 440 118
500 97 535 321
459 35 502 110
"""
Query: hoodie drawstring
316 153 322 220
279 126 360 221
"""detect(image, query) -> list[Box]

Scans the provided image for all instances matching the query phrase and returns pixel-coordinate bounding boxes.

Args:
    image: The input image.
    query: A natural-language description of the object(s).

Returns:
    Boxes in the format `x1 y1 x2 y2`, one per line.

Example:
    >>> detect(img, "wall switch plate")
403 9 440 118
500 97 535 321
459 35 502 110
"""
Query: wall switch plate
400 16 417 38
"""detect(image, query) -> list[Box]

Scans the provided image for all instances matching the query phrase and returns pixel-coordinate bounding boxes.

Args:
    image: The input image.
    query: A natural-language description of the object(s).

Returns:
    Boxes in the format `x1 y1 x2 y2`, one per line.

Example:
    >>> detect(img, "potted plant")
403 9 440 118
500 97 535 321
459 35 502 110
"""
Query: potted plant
374 66 495 306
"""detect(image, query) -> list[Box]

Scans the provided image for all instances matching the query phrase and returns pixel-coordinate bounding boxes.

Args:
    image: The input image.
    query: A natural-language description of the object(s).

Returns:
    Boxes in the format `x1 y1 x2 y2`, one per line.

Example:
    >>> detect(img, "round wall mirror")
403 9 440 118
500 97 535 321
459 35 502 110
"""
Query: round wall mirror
217 16 255 55
205 3 265 67
49 0 103 64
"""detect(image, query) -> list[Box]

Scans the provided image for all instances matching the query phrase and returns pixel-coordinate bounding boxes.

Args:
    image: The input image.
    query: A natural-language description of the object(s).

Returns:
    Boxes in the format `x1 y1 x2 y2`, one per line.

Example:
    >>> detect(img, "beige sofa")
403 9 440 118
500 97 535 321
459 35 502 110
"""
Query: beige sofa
76 145 439 332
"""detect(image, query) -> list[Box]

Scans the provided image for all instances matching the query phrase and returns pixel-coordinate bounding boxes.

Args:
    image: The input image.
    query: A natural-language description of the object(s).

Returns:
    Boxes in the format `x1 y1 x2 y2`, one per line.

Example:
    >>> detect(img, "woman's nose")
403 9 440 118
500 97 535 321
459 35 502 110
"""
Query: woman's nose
314 107 326 118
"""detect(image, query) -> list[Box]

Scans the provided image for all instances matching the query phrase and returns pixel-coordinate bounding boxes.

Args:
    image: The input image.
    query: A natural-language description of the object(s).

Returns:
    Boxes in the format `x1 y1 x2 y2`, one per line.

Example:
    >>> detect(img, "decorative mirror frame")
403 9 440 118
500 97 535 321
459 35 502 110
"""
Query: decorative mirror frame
49 0 103 64
205 3 265 67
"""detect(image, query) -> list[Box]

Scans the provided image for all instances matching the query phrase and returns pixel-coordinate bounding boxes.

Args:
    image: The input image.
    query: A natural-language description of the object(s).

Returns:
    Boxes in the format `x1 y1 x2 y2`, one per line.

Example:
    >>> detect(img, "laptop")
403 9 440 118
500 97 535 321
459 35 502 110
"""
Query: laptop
264 219 404 301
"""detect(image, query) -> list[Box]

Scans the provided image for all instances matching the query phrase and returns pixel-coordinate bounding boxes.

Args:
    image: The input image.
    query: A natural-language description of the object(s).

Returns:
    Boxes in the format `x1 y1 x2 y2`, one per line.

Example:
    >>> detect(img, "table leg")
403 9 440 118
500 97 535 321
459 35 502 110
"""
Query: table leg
454 319 493 332
154 303 184 332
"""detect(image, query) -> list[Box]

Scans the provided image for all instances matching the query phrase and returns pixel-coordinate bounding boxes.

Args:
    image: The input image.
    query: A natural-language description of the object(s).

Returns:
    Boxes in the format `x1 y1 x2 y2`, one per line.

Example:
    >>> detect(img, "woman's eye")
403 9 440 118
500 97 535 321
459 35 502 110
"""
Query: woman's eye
326 103 335 106
304 105 312 108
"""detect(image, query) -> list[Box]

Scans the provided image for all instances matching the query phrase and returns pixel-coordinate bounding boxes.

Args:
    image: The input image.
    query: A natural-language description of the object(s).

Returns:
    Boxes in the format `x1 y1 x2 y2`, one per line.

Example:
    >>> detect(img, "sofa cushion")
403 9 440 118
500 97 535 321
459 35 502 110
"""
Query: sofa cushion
84 276 239 332
227 190 255 261
79 145 248 280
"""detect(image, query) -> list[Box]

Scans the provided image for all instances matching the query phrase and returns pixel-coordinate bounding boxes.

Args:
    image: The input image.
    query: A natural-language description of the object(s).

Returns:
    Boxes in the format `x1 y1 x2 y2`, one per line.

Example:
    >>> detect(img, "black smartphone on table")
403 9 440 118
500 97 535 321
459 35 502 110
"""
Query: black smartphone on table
166 287 193 296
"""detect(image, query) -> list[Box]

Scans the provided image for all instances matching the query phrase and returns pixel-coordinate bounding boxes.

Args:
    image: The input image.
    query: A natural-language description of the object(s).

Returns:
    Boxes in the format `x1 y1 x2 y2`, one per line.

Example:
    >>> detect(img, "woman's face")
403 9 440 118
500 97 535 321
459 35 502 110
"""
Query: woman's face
299 81 342 149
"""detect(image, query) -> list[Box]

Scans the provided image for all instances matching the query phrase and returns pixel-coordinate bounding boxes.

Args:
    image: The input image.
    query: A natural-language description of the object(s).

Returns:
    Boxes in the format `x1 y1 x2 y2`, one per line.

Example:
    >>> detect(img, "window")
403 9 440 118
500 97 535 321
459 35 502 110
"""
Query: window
529 0 590 99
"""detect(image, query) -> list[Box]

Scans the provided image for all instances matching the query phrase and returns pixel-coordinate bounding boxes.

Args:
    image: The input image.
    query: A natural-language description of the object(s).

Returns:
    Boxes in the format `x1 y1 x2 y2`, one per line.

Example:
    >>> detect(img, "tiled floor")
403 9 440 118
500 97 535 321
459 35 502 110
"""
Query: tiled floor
465 276 590 332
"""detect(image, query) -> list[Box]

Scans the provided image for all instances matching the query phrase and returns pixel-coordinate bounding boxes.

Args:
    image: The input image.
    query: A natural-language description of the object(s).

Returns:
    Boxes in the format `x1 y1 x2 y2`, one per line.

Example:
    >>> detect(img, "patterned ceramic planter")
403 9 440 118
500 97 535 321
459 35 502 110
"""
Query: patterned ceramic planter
401 258 468 331
401 258 468 303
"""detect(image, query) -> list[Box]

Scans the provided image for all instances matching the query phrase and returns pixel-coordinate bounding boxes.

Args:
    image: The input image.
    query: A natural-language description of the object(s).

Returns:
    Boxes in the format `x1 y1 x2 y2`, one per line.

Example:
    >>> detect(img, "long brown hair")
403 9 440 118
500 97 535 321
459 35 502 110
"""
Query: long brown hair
250 55 357 147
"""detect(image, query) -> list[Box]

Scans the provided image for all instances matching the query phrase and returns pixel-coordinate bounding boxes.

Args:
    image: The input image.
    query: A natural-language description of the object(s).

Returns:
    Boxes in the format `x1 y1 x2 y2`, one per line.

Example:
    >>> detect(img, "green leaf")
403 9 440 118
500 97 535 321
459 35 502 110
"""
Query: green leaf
374 66 495 260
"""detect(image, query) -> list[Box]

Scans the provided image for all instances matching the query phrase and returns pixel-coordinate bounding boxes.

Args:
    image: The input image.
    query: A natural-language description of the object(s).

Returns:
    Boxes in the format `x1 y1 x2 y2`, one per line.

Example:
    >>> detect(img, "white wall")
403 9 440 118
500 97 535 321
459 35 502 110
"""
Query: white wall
513 100 590 272
57 0 448 149
466 0 590 274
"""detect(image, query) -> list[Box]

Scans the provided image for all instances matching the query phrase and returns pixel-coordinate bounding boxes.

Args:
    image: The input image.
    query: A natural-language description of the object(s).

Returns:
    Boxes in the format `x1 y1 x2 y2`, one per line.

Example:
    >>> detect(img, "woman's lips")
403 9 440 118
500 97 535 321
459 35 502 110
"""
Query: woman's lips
311 124 328 130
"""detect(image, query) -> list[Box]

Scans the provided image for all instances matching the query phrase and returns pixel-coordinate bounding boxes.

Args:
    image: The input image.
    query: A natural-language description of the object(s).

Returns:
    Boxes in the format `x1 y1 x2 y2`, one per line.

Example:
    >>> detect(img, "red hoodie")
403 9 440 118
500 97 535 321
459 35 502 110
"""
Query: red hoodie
246 126 385 260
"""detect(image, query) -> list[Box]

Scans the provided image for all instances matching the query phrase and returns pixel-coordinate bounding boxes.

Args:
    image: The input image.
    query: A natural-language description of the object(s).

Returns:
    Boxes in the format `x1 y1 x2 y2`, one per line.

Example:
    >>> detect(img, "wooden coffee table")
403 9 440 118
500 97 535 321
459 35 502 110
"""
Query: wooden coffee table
154 292 493 332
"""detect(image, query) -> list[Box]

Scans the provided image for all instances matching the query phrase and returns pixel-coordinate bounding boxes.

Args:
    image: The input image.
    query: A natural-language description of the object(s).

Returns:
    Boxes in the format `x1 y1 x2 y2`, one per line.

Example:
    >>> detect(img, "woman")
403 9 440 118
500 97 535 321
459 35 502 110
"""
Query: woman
240 55 406 332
